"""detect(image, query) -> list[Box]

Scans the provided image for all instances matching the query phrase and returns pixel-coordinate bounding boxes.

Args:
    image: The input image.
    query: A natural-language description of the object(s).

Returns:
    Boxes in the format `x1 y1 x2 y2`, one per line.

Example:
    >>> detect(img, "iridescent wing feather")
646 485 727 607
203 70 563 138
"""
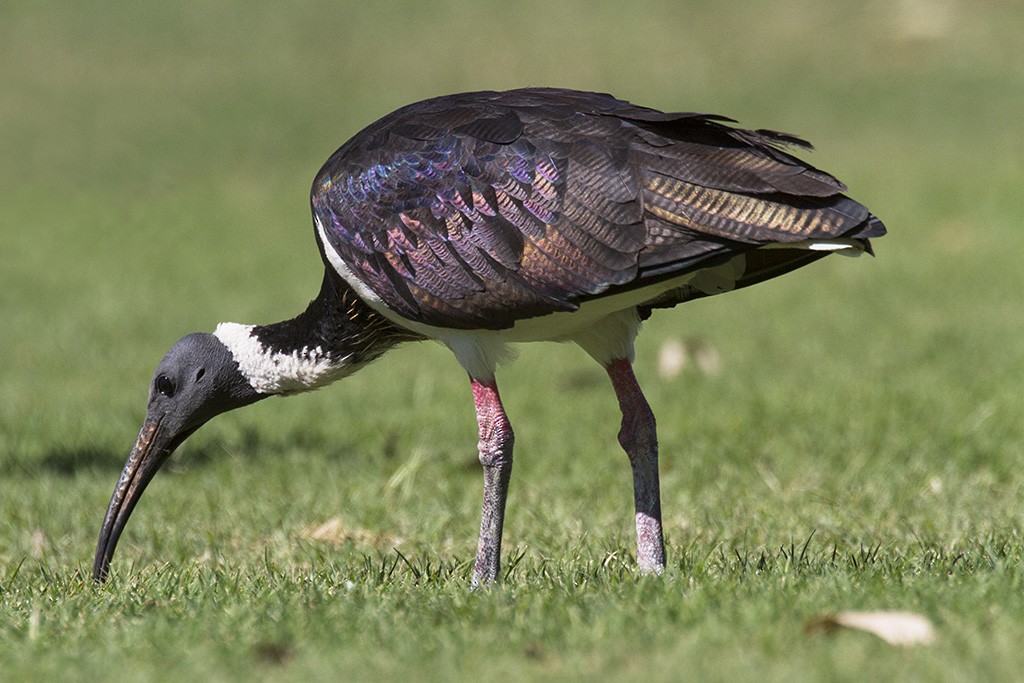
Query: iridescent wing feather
311 88 884 330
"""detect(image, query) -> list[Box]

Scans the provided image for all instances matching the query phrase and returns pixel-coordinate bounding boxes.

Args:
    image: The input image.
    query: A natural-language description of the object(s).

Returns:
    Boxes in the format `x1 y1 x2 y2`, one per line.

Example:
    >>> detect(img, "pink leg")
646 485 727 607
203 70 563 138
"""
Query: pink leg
470 376 515 586
606 358 666 573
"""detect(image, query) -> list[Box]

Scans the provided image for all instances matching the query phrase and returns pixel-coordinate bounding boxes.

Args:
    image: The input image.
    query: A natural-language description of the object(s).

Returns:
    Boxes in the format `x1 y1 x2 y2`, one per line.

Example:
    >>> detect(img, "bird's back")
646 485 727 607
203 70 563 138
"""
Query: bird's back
311 88 884 330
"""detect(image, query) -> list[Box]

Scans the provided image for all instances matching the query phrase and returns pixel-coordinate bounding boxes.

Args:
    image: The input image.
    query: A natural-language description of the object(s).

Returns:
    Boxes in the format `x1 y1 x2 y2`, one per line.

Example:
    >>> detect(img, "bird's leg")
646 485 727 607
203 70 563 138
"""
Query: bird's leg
470 376 514 586
606 358 666 574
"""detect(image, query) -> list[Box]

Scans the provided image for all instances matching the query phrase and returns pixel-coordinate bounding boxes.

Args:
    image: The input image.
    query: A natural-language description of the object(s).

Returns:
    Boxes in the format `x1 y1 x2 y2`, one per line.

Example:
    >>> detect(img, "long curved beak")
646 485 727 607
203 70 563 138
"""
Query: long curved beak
93 416 175 583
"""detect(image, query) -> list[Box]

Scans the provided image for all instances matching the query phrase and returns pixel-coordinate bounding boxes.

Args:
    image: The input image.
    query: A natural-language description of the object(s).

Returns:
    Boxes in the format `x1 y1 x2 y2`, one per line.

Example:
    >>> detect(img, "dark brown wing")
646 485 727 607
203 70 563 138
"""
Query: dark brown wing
311 88 884 330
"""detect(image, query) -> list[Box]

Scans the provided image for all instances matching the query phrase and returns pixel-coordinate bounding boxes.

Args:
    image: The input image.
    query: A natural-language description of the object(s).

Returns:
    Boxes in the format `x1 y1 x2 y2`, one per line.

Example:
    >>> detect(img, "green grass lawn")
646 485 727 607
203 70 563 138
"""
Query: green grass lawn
2 1 1023 680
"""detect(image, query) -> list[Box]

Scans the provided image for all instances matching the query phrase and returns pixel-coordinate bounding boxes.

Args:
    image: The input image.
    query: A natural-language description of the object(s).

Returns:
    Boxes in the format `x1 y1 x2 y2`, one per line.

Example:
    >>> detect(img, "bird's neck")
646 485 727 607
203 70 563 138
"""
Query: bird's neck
213 272 420 395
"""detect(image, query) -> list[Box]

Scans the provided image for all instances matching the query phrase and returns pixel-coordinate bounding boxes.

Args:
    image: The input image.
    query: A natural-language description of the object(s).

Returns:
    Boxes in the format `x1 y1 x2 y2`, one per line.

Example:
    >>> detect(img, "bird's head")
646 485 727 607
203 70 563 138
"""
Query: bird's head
92 332 263 582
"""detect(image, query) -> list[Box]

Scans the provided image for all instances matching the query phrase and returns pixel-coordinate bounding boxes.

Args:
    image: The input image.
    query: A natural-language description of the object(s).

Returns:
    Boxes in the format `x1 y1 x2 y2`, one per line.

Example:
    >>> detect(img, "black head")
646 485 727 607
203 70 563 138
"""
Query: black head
93 332 264 582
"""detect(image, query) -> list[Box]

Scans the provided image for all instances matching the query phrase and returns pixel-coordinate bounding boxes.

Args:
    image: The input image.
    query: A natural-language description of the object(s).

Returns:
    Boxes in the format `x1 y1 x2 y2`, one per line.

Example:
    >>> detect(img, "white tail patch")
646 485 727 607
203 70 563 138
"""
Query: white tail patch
764 238 867 257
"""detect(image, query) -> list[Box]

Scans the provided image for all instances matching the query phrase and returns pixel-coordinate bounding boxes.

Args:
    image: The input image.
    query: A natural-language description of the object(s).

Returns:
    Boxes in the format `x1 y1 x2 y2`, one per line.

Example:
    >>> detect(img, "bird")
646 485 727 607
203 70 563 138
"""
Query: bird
92 87 885 586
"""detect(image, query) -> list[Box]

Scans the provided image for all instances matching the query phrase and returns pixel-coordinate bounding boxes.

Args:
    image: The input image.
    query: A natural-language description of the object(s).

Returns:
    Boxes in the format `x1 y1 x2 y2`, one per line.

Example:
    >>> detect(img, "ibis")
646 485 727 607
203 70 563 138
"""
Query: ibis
93 88 885 585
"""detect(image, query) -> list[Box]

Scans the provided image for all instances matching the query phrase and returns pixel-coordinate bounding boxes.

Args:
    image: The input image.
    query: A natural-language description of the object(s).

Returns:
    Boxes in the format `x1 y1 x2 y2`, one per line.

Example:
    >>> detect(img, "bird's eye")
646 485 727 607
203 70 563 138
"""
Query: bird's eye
156 374 175 397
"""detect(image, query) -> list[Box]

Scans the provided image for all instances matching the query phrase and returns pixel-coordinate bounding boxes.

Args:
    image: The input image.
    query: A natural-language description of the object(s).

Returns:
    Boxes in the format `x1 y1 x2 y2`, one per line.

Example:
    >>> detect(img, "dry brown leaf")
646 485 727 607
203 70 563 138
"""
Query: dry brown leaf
806 610 936 646
691 338 722 377
657 339 687 379
657 337 722 379
896 0 955 40
299 516 401 547
29 529 46 559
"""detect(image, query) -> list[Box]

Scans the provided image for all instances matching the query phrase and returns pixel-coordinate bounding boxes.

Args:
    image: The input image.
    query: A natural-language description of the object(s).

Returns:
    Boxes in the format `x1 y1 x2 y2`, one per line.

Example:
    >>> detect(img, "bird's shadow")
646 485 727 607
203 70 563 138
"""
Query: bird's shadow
12 426 342 478
182 426 356 468
27 446 121 476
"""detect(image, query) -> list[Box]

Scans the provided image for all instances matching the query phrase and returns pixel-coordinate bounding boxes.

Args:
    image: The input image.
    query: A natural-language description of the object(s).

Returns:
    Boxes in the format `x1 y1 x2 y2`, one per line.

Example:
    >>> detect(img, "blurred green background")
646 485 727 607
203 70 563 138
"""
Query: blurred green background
4 0 1021 463
2 1 1023 680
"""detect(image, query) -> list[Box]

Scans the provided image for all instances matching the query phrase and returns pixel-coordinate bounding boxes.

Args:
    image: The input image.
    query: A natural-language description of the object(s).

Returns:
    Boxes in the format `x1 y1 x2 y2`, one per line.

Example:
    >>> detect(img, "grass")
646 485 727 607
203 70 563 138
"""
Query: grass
2 0 1024 680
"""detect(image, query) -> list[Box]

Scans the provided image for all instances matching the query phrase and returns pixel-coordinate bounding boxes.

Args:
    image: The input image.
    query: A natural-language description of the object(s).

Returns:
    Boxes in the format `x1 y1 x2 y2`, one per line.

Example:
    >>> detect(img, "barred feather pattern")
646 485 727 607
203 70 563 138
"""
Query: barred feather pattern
311 88 885 330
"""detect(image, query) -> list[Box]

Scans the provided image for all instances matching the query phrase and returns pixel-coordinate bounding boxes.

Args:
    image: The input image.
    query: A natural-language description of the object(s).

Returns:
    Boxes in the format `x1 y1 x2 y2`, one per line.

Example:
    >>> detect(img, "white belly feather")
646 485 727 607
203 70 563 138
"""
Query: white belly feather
315 217 864 379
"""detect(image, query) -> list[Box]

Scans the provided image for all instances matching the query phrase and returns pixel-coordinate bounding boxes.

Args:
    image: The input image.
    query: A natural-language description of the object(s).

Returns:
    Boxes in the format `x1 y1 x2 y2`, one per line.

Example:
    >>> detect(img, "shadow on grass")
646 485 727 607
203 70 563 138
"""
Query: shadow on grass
6 426 360 478
3 446 123 477
53 446 124 474
182 426 360 468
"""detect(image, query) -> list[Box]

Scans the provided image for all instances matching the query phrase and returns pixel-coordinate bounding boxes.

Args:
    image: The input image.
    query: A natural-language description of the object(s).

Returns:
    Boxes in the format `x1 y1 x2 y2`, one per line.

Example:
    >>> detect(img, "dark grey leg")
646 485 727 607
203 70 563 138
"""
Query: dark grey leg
470 376 514 586
606 358 666 573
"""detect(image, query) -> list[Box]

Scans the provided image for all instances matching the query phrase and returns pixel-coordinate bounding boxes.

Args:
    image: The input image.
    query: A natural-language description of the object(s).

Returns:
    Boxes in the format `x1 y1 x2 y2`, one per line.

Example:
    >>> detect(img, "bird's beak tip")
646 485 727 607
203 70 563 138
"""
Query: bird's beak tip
93 416 173 584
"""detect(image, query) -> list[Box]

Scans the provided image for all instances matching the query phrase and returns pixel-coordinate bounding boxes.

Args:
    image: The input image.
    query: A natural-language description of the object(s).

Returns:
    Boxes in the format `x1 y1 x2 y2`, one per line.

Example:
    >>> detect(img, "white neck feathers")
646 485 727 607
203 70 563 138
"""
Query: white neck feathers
213 322 352 395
